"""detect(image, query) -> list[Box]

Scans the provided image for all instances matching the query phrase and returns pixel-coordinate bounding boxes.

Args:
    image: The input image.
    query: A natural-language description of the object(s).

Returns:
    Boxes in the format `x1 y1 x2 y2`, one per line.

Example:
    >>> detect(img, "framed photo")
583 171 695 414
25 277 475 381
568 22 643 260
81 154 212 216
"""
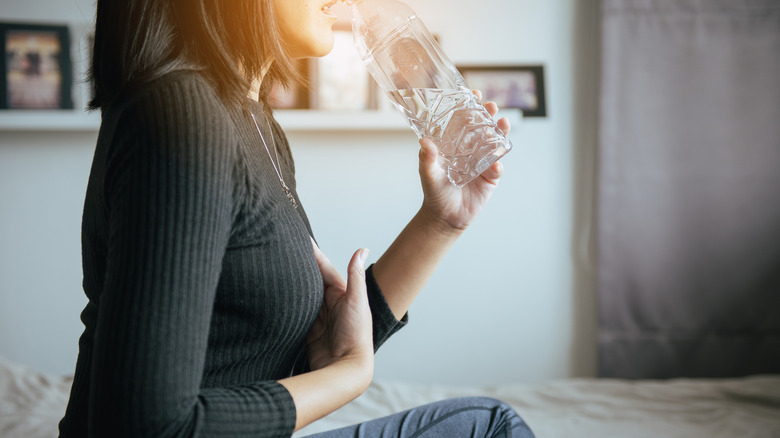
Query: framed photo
311 27 372 111
269 58 311 110
458 65 546 117
0 22 73 109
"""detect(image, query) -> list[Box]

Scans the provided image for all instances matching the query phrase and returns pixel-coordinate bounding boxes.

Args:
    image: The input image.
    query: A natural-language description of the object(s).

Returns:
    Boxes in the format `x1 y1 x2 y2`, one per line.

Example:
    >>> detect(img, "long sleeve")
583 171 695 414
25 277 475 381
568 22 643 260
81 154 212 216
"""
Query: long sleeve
366 265 408 351
81 78 296 437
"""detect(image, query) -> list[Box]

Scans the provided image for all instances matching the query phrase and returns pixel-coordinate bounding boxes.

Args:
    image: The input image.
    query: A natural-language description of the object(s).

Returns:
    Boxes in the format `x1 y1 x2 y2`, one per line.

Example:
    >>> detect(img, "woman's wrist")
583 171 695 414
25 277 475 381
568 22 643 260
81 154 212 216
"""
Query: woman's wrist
279 353 374 431
331 353 374 392
417 204 468 237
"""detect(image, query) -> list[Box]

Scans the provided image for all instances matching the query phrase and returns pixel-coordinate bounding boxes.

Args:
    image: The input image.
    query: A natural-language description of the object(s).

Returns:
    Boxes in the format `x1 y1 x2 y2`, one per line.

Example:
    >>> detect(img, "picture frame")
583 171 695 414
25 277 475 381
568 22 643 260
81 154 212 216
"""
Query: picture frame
269 58 311 110
311 27 373 111
458 65 546 118
0 22 73 110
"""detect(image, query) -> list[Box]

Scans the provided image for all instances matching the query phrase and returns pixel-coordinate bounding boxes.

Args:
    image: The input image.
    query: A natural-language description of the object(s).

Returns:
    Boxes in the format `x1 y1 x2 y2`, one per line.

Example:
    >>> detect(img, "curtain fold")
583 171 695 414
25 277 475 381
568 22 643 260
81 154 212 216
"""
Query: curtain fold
597 0 780 378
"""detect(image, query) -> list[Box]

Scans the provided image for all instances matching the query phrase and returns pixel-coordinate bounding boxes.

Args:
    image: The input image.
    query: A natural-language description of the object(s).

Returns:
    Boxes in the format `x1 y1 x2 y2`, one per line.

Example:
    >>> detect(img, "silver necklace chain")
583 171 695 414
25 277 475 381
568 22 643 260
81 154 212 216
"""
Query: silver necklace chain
250 112 298 209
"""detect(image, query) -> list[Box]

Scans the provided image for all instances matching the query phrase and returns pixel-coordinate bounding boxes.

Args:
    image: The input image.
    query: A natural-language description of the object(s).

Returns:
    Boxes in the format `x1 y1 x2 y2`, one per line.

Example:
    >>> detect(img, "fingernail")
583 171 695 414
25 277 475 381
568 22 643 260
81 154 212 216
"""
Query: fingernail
358 248 369 267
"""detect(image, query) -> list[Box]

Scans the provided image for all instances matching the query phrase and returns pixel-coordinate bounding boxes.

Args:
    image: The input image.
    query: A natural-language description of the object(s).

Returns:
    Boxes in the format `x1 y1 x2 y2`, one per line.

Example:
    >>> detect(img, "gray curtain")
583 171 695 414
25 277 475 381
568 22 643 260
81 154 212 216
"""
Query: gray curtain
598 0 780 378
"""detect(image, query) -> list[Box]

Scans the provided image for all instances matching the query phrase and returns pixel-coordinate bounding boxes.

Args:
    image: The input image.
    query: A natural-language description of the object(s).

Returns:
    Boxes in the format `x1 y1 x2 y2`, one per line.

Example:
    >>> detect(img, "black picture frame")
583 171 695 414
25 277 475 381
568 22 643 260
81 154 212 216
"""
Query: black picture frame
0 22 73 110
458 65 547 118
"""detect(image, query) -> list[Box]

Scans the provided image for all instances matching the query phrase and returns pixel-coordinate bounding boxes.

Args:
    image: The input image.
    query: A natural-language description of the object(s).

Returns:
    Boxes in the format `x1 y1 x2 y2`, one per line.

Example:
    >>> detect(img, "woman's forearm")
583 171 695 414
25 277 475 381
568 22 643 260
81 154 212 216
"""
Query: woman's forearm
371 207 463 320
278 354 373 431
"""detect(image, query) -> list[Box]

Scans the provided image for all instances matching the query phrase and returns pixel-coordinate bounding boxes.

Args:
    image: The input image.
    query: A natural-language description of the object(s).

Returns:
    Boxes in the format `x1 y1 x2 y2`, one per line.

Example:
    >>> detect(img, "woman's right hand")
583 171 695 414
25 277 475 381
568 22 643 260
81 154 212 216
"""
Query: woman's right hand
305 240 374 377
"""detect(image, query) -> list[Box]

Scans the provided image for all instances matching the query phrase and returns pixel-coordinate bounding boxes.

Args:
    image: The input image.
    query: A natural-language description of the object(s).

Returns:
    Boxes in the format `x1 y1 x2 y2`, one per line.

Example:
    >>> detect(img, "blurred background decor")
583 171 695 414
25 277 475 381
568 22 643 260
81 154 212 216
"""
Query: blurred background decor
269 59 311 110
310 27 374 111
0 22 72 109
460 65 547 117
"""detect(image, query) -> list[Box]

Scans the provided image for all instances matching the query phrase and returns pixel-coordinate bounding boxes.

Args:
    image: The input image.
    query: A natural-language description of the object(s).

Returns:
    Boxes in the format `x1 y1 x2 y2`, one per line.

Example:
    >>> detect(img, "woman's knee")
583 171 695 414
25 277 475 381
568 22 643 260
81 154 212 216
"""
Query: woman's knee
453 397 533 438
448 397 518 418
430 397 530 435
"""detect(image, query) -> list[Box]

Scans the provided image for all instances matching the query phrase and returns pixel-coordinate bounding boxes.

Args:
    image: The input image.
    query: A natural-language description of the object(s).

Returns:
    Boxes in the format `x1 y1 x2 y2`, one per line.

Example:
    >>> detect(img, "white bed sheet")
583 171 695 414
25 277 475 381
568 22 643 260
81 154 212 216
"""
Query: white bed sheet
2 356 779 438
0 356 72 438
295 377 780 437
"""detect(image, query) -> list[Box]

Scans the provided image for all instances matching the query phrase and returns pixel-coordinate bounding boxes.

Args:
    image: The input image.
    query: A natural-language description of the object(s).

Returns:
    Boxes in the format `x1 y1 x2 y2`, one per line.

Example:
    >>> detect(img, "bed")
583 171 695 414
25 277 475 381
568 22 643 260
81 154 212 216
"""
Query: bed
2 355 779 437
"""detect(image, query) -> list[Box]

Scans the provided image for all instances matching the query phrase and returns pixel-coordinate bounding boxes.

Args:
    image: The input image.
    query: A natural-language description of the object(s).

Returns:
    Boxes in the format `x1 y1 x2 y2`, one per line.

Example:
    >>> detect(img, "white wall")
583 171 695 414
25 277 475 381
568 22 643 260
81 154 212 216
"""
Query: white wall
0 0 600 385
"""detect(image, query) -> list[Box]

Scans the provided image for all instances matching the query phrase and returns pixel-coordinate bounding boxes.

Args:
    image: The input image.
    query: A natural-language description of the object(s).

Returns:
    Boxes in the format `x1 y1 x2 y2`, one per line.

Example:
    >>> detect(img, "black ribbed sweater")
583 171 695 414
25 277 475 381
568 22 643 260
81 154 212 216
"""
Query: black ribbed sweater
58 72 406 437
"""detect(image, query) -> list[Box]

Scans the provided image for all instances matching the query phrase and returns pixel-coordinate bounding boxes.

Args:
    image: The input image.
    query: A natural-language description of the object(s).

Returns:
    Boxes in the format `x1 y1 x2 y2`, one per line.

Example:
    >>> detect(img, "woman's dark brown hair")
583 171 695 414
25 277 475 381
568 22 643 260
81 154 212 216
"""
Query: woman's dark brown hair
89 0 301 109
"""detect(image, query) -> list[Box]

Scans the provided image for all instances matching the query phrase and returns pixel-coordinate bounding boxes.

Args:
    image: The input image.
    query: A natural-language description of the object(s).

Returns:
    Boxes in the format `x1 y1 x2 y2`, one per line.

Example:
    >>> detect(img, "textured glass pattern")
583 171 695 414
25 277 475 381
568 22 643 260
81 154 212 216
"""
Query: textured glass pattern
387 87 511 186
351 0 513 186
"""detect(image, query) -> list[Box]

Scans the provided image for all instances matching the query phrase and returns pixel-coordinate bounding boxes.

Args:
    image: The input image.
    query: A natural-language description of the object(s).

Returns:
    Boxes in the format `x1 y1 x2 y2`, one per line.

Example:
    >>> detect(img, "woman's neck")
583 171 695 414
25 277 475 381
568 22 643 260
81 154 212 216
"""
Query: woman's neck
247 59 274 102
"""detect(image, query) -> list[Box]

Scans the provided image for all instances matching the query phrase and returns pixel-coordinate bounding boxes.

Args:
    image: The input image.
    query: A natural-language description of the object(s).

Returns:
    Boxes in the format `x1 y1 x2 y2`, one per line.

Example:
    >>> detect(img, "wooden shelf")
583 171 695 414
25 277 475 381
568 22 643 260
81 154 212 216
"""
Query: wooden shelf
0 109 521 133
0 110 101 132
275 110 408 132
0 109 408 133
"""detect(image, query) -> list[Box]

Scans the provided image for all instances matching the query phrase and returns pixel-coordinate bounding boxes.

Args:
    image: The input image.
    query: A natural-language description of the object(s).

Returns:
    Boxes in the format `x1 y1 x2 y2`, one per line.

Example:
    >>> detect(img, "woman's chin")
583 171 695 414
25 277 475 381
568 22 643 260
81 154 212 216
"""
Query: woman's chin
310 36 337 58
287 25 336 59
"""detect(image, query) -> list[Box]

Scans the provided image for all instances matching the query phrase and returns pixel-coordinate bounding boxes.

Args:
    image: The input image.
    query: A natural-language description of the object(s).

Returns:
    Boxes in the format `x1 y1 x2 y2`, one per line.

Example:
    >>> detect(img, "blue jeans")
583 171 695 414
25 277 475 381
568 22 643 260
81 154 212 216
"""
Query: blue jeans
303 397 535 438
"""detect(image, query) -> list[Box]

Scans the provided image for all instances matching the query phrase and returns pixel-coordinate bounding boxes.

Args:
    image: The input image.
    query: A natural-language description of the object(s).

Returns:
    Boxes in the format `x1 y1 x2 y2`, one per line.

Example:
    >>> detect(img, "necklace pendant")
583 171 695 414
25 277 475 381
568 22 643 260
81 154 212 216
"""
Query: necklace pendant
281 182 298 209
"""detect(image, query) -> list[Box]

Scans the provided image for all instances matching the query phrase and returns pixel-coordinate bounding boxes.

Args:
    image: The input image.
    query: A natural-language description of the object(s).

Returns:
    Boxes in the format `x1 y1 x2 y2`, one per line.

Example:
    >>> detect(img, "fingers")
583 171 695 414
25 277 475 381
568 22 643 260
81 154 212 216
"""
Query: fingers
485 102 512 136
497 116 511 135
311 237 345 288
418 137 438 166
472 88 498 115
484 101 498 116
347 248 368 279
472 89 509 134
346 248 369 305
418 137 441 184
479 161 503 186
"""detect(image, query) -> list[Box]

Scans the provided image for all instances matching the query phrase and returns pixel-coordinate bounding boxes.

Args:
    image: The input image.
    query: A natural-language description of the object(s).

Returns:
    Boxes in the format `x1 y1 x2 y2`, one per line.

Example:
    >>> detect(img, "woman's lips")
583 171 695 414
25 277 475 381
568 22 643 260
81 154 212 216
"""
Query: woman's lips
321 0 339 17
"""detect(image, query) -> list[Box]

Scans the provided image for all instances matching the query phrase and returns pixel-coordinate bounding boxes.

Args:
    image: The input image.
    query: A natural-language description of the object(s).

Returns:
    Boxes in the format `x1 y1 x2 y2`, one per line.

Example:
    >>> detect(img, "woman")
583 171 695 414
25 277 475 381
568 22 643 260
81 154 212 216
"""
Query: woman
59 0 534 437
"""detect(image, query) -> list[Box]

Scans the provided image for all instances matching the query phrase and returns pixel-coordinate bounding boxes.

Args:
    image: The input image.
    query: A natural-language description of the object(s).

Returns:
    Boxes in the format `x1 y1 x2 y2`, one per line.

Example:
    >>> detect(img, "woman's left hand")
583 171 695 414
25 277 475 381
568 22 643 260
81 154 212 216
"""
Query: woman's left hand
305 239 374 374
418 91 511 232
